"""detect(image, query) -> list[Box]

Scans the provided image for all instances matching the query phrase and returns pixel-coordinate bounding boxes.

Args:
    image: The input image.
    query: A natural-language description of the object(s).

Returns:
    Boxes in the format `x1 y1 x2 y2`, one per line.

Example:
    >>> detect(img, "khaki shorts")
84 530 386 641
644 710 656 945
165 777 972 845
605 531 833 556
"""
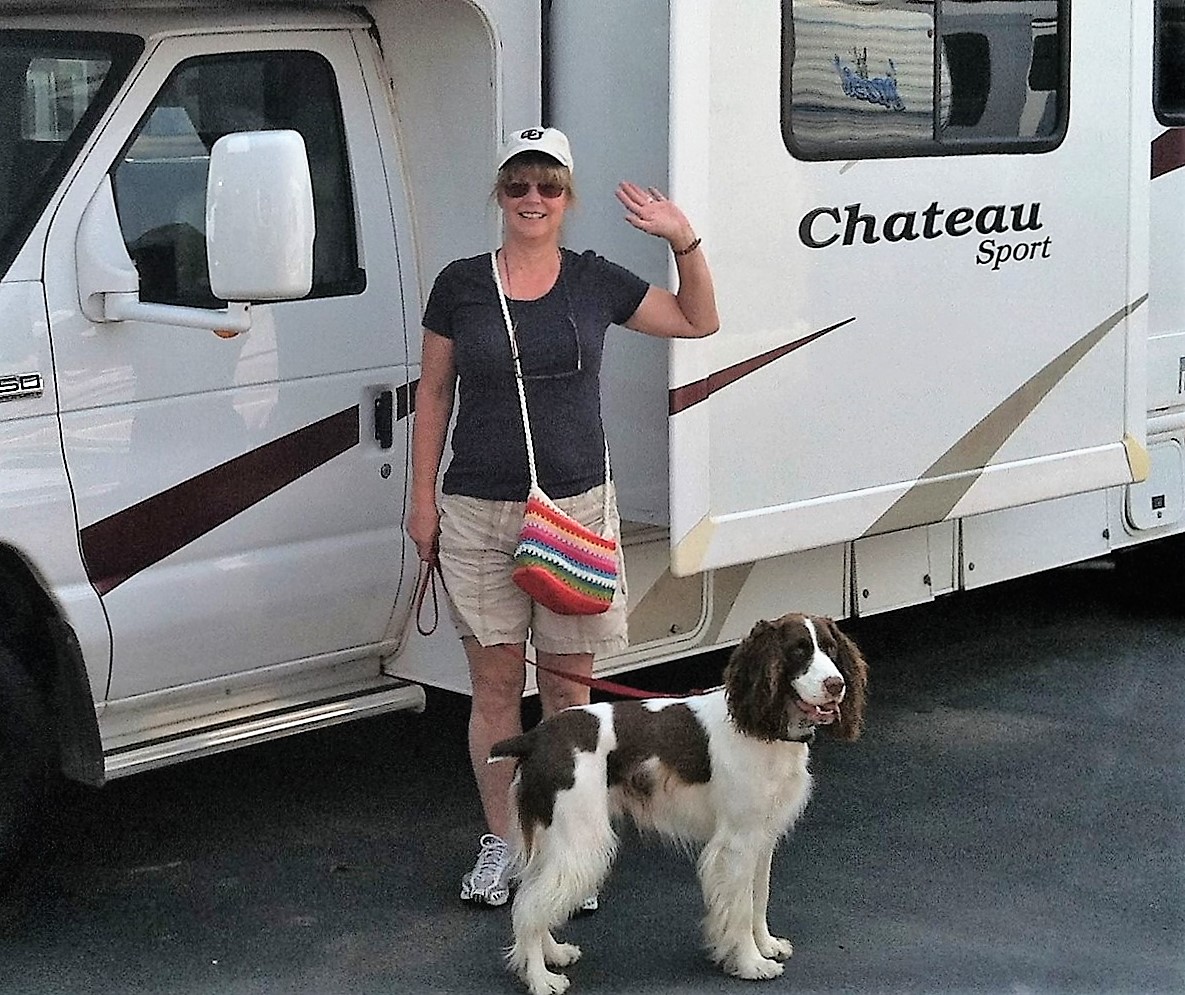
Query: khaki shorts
437 483 629 656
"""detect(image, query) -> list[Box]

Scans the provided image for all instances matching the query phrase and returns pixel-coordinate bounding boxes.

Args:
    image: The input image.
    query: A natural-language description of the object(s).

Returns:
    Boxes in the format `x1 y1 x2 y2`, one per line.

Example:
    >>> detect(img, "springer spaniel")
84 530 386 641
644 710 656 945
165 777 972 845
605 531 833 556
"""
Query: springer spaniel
488 613 869 995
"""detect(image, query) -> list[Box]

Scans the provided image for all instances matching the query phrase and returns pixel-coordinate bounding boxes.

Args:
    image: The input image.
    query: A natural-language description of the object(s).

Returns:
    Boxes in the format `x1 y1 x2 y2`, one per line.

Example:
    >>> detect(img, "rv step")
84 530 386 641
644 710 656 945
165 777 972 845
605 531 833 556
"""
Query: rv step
103 677 426 779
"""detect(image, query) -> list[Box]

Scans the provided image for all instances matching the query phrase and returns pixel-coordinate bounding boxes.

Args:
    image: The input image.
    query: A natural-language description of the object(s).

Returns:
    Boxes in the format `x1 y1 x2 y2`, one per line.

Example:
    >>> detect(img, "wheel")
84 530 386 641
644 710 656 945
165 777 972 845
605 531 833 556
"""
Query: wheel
0 645 50 889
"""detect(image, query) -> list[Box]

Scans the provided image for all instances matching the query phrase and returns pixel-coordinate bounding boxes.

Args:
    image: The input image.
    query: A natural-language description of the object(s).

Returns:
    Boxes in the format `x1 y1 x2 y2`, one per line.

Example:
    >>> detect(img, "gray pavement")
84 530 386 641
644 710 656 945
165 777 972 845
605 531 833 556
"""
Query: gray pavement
1 560 1182 994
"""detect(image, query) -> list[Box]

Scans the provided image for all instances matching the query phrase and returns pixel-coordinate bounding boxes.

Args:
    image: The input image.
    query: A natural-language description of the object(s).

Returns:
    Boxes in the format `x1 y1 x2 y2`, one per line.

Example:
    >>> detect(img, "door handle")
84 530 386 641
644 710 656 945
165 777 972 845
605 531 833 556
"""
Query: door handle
374 389 394 449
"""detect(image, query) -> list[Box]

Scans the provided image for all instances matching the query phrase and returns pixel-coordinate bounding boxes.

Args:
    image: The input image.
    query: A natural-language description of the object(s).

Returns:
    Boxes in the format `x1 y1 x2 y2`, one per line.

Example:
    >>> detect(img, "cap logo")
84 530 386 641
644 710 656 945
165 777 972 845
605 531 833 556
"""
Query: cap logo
520 128 545 141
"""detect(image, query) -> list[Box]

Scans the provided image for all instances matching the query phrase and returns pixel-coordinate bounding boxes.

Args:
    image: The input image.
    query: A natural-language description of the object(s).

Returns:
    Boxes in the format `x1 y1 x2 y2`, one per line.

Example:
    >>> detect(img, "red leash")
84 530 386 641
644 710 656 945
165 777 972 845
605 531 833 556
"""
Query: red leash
412 559 712 700
530 661 709 701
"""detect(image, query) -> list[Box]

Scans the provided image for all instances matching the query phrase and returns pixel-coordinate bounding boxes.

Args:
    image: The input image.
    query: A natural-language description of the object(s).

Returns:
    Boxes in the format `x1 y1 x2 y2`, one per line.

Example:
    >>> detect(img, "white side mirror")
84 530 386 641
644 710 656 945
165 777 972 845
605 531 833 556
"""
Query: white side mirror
206 130 315 302
76 176 252 332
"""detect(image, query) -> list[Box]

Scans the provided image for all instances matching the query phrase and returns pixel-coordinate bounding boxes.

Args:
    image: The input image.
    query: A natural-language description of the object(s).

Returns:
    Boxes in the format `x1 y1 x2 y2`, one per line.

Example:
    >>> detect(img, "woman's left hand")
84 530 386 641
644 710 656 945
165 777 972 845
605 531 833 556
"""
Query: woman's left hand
616 181 696 249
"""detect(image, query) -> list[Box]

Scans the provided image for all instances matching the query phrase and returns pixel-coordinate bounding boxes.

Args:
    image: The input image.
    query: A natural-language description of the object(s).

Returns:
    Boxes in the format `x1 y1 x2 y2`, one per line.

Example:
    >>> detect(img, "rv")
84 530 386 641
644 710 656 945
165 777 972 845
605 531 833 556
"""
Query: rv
0 0 1177 879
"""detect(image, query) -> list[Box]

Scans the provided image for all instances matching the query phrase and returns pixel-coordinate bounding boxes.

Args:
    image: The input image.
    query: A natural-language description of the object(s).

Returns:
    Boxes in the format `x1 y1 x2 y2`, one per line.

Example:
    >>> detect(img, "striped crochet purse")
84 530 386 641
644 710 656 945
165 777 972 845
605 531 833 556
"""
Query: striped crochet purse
513 488 617 615
491 252 618 616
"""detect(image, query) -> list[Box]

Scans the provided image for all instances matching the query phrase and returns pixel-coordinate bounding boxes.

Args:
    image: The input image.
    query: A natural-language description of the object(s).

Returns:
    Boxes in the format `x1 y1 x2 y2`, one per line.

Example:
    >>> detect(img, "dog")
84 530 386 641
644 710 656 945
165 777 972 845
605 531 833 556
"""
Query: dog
488 613 869 995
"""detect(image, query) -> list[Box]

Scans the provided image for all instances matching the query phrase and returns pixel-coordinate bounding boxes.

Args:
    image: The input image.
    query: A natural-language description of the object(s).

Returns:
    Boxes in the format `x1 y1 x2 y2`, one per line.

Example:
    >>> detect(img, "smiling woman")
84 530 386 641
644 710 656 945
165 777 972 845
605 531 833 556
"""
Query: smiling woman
408 124 719 909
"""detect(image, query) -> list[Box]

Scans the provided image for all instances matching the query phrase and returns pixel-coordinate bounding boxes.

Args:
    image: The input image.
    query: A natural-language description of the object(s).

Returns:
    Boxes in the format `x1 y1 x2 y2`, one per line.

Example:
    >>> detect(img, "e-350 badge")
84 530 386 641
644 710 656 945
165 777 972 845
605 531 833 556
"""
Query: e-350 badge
0 372 44 402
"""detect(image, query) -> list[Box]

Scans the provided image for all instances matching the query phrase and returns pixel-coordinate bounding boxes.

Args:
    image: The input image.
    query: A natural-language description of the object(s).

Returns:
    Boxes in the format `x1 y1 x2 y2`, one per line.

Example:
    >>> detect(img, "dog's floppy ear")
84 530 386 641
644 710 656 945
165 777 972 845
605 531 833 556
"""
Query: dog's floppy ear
723 618 795 741
815 616 869 741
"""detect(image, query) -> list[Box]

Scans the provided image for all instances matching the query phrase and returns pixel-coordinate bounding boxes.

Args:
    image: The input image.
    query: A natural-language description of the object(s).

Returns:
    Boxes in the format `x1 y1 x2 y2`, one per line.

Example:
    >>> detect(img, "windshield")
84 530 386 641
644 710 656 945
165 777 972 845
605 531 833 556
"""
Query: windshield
0 30 142 279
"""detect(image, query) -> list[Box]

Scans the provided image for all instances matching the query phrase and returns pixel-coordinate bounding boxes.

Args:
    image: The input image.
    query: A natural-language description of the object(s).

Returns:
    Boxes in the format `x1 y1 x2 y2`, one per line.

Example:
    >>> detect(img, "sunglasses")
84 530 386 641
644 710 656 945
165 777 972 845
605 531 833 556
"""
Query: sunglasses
518 314 583 380
510 271 583 381
500 179 567 199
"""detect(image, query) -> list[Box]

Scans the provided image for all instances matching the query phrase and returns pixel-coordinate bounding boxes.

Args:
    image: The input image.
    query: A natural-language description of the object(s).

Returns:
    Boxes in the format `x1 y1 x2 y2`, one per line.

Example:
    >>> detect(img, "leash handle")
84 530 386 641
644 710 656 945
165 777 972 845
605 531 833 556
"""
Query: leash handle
414 559 443 636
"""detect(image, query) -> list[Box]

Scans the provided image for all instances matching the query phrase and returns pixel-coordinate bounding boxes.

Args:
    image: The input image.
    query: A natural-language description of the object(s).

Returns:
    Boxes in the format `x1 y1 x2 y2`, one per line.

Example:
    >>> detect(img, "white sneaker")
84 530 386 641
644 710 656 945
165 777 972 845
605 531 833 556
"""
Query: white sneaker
460 833 512 907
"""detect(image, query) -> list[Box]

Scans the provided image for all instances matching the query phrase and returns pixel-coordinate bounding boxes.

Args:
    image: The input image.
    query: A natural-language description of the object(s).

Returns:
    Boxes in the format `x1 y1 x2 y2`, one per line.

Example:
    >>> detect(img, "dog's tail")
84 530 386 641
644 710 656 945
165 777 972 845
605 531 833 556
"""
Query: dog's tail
487 728 536 764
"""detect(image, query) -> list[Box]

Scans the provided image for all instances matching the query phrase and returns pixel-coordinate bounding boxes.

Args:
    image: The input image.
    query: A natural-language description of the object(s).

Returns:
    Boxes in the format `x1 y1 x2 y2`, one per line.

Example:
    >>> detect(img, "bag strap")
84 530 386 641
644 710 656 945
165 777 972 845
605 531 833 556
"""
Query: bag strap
490 250 611 528
491 250 543 490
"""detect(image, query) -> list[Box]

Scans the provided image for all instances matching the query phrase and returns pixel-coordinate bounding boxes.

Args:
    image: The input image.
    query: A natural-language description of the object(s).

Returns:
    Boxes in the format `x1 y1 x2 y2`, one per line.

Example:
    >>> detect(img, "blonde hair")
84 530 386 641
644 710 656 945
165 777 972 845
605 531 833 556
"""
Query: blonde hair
493 153 576 204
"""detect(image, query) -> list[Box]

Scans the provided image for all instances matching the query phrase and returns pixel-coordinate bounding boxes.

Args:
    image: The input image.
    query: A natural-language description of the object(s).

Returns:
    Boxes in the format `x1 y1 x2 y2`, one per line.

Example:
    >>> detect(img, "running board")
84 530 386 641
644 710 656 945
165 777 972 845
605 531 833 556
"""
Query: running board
103 678 426 779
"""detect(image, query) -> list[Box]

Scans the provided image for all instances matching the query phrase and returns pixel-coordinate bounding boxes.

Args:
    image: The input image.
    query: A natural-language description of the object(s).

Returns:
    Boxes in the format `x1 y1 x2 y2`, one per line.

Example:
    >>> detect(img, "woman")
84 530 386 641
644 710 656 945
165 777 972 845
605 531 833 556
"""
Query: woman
409 127 719 908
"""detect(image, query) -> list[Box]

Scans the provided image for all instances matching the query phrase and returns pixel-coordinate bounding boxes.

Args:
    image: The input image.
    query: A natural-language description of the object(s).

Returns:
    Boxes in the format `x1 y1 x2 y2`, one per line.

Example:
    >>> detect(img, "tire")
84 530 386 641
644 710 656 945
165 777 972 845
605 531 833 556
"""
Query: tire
0 646 50 889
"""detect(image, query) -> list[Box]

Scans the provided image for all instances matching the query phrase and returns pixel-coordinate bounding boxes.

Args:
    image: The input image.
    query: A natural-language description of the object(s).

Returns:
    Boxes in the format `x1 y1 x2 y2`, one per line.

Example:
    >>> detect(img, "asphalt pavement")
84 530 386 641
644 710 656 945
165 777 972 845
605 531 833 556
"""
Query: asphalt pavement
1 559 1182 995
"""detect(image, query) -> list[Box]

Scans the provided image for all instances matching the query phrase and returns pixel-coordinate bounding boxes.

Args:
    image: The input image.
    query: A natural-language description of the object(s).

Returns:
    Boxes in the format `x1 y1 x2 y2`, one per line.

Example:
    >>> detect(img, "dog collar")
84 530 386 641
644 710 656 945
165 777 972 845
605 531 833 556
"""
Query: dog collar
778 728 816 744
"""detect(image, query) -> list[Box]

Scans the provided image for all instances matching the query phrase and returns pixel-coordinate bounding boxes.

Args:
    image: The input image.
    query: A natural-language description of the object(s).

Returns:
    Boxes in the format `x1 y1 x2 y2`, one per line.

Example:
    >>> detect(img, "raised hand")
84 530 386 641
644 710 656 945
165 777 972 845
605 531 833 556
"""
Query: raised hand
616 181 696 250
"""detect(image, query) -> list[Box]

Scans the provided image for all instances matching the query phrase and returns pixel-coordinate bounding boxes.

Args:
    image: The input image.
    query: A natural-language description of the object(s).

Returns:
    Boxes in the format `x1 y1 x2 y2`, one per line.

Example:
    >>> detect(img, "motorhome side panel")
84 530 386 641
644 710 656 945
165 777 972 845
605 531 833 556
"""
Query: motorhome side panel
665 0 1139 576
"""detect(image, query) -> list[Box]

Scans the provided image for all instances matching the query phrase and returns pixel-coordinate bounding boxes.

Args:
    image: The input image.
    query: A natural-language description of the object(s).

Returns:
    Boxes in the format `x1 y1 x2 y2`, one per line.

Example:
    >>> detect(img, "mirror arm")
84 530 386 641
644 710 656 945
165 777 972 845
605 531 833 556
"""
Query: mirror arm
77 176 254 334
102 293 252 332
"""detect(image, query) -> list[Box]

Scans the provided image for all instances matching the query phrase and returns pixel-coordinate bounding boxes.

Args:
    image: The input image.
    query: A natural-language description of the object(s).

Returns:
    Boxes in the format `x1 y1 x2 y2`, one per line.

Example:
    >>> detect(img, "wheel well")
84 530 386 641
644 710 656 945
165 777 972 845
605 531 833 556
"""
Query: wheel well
0 547 104 785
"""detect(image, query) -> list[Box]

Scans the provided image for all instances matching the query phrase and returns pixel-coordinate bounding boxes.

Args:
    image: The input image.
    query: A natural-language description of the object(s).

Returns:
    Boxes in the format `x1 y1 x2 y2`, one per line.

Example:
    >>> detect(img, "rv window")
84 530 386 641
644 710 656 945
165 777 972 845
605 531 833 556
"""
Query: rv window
1156 0 1185 125
112 49 363 309
782 0 1068 160
0 31 141 281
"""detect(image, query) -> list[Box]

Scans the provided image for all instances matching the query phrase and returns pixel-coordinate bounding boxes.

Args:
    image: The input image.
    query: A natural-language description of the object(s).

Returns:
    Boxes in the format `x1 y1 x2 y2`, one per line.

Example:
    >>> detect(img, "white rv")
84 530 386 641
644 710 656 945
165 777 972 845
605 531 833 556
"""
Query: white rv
0 0 1178 877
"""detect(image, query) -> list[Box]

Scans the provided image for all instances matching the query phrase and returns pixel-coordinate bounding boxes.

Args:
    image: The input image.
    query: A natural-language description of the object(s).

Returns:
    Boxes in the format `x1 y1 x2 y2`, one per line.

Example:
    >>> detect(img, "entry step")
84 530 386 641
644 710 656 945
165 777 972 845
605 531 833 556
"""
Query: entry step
104 677 425 779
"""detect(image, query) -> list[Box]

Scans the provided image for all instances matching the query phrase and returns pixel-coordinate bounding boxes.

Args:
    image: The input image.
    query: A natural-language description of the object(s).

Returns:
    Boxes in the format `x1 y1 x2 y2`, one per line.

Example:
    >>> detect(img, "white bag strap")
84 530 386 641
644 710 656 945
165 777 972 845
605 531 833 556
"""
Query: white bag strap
490 250 611 527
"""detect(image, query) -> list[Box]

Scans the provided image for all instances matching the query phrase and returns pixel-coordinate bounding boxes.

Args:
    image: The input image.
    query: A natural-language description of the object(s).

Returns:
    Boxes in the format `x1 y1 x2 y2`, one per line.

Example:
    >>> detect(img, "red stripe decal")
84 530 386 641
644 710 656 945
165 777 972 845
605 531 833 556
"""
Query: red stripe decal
80 405 360 595
668 317 855 415
1152 129 1185 180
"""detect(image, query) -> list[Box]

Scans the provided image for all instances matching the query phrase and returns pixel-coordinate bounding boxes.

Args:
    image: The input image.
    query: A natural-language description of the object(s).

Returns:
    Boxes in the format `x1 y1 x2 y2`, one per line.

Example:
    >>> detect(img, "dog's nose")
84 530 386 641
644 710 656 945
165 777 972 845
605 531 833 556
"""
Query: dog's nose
823 676 845 698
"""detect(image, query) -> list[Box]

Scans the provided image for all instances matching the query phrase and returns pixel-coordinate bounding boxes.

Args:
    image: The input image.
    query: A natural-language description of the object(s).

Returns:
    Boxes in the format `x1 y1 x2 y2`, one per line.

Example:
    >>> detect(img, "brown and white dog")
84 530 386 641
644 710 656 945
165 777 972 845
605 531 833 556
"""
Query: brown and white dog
489 613 869 995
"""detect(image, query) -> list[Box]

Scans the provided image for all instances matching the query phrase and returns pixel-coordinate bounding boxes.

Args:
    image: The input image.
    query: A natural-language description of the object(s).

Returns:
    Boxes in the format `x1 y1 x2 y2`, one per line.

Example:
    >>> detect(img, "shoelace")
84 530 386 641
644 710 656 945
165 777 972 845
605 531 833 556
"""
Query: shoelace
474 834 508 880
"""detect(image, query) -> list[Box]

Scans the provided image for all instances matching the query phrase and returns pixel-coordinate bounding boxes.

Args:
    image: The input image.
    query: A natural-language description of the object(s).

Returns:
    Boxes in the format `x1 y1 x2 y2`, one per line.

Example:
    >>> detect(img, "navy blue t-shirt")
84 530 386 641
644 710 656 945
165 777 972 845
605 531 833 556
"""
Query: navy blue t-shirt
423 248 649 500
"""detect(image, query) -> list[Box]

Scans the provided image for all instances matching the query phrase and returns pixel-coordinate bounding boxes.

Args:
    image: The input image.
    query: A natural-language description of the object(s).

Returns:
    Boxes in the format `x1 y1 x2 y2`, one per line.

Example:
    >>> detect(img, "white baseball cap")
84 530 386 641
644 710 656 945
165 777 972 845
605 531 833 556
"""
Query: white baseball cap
497 127 574 172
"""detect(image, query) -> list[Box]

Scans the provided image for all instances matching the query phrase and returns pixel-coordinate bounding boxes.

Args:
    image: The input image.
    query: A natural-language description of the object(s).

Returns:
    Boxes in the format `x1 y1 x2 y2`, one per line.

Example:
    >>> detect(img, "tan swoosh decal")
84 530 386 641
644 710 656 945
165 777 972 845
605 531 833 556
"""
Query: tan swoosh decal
864 297 1146 537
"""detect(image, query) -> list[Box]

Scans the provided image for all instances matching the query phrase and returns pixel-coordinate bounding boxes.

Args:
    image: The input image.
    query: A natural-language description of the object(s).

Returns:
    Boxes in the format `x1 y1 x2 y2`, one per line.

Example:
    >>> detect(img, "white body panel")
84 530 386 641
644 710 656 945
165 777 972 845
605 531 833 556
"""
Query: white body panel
660 0 1138 575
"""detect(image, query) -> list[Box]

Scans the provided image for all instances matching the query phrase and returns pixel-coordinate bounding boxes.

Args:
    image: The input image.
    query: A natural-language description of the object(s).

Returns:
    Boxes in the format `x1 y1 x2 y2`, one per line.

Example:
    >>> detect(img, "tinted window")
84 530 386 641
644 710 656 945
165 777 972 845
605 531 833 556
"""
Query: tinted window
113 50 362 308
0 31 141 279
1156 0 1185 125
782 0 1067 160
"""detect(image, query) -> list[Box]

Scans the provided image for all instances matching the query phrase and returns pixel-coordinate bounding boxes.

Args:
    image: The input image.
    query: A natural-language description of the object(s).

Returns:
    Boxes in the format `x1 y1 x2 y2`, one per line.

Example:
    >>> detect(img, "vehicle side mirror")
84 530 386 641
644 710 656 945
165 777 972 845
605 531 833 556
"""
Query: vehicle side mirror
76 129 314 333
206 129 315 302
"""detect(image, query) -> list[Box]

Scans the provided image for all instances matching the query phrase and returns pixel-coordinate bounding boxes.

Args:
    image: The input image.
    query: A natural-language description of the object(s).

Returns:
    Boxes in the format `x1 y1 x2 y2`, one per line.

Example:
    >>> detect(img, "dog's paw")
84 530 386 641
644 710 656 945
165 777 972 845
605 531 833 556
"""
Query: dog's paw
726 955 784 981
543 938 582 968
755 933 793 960
524 969 570 995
